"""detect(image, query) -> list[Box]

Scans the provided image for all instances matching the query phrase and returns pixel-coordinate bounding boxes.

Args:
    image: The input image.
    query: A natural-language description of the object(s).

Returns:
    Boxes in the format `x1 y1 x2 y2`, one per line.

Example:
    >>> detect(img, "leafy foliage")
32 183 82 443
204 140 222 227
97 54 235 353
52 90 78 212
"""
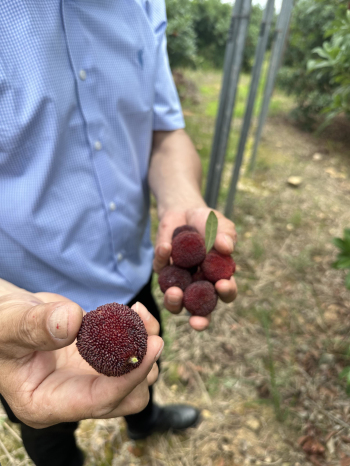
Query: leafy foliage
277 0 339 129
166 0 266 71
308 10 350 124
190 0 232 68
277 0 348 129
339 365 350 396
332 228 350 290
166 0 197 68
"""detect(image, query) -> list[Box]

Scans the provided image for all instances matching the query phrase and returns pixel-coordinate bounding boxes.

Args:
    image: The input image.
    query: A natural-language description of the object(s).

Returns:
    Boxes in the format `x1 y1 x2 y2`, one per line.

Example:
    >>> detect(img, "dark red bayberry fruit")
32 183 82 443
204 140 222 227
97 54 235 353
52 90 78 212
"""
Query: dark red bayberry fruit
183 281 218 316
76 303 147 377
158 265 192 293
188 265 199 275
171 231 206 269
192 268 206 282
201 249 236 283
172 225 198 239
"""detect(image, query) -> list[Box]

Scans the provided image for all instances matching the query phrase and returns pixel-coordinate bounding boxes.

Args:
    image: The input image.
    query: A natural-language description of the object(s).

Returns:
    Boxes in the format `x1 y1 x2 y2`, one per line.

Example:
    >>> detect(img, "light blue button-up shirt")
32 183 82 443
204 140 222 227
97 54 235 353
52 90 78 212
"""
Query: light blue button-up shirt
0 0 184 311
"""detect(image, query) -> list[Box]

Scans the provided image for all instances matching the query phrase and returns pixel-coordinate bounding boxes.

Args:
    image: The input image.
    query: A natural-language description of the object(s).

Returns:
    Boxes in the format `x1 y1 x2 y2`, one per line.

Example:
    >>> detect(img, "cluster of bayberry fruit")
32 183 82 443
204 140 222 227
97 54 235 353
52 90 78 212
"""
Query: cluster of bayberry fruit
158 224 236 317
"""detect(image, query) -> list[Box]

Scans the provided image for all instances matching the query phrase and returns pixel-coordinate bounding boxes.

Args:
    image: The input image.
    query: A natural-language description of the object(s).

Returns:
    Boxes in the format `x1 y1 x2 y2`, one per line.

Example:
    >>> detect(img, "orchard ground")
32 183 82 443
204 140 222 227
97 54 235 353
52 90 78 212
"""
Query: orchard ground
1 69 350 466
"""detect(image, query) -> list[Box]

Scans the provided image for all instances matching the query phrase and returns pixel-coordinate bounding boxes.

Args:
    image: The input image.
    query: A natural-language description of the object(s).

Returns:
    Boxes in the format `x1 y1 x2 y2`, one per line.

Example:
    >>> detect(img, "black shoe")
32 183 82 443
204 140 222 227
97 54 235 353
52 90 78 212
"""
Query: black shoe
127 404 201 440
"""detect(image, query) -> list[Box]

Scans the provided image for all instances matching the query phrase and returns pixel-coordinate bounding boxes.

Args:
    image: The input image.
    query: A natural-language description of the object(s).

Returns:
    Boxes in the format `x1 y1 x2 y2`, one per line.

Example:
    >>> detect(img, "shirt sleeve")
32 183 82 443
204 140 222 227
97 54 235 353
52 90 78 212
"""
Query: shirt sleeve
152 14 185 131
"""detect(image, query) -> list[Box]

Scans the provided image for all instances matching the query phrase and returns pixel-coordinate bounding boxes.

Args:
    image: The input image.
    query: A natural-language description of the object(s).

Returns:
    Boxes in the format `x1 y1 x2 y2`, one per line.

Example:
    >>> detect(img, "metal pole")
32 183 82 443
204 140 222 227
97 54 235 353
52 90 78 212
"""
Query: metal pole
205 0 252 208
225 0 275 217
205 0 244 207
249 0 294 172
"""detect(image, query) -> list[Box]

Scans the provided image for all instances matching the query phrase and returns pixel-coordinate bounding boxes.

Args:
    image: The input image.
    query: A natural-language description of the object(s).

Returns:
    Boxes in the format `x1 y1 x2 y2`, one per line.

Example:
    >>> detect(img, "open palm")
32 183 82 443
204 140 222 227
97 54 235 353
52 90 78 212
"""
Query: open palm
153 207 238 331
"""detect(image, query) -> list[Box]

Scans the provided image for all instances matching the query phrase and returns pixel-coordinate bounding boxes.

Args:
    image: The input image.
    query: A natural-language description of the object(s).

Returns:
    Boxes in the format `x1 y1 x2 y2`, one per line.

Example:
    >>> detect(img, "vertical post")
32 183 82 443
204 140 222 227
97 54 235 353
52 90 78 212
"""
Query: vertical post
249 0 294 172
225 0 275 218
205 0 252 208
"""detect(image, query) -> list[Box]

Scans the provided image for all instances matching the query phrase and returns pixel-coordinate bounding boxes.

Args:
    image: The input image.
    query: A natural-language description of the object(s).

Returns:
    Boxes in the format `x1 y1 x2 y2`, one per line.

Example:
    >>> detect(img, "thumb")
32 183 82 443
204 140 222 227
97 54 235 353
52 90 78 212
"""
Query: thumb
1 301 83 358
153 211 187 273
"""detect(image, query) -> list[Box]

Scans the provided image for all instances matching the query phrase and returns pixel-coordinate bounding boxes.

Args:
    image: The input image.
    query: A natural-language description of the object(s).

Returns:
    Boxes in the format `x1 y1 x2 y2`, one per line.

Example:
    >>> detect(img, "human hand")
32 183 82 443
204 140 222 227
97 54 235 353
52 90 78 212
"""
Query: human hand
153 207 238 331
0 282 163 428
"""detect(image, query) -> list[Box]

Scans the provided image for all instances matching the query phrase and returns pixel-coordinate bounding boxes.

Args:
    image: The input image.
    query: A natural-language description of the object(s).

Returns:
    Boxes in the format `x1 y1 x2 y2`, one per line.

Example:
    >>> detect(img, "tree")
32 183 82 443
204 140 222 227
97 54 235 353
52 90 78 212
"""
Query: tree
277 0 347 129
166 0 197 68
308 9 350 124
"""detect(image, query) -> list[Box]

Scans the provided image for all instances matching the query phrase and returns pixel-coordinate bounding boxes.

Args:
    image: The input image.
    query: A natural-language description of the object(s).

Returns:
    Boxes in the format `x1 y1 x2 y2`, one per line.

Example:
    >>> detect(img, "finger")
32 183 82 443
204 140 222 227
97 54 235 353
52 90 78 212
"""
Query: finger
215 276 238 303
164 287 183 314
34 292 74 304
102 379 151 418
131 302 160 336
189 315 211 331
213 216 236 255
153 242 172 274
0 300 83 359
0 279 24 295
147 362 159 386
153 211 186 273
86 335 164 417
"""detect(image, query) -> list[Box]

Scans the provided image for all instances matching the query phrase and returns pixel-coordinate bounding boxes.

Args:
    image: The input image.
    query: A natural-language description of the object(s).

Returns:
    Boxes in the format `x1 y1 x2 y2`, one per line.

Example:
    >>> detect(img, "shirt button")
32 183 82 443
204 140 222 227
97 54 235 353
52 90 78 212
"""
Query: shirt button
94 140 102 151
79 69 86 81
117 253 123 261
109 201 116 212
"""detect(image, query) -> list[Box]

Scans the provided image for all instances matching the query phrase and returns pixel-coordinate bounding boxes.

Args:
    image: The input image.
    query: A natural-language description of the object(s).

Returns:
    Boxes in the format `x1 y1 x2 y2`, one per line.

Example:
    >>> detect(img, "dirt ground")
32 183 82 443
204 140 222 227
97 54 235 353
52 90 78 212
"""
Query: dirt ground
1 83 350 465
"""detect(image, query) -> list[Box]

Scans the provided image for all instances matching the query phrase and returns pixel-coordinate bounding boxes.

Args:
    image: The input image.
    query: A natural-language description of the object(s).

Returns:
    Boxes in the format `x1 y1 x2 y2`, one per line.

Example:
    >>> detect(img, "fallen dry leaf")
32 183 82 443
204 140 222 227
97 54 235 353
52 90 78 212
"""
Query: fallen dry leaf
299 435 325 456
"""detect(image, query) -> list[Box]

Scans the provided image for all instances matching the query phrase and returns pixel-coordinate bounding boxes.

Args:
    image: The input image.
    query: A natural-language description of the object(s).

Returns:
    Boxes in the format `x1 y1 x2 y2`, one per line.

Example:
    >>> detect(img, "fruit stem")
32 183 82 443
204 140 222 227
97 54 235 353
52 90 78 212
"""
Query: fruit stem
129 356 139 364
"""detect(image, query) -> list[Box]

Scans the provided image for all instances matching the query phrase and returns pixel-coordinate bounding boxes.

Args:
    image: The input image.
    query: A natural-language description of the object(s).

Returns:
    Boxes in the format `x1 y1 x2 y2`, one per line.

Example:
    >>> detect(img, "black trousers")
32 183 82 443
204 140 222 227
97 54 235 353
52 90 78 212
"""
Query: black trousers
0 276 162 466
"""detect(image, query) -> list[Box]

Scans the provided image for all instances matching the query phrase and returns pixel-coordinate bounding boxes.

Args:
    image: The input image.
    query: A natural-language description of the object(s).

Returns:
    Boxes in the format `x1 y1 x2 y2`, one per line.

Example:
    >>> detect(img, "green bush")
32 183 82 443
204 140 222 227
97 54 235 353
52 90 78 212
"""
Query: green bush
191 0 232 68
308 10 350 123
166 0 197 68
166 0 265 71
277 0 347 129
333 229 350 394
333 228 350 291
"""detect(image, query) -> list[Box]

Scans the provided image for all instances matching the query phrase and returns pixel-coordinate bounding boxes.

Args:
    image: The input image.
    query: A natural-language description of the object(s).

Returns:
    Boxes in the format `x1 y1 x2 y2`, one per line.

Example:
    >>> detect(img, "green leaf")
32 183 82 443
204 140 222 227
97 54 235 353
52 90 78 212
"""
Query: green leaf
333 256 350 270
332 238 350 254
332 237 347 252
205 211 218 253
339 367 350 379
344 228 350 243
346 272 350 290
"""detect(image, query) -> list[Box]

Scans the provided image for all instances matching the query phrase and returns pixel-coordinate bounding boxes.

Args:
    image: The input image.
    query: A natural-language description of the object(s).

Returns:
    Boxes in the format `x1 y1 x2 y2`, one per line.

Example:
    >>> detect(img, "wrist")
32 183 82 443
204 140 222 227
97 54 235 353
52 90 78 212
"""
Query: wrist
157 194 207 222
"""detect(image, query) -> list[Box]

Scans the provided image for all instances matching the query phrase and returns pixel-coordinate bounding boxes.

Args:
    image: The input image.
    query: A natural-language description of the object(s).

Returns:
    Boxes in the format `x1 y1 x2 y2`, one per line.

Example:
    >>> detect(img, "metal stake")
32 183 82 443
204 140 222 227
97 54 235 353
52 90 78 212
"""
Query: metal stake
249 0 294 172
225 0 275 217
205 0 252 208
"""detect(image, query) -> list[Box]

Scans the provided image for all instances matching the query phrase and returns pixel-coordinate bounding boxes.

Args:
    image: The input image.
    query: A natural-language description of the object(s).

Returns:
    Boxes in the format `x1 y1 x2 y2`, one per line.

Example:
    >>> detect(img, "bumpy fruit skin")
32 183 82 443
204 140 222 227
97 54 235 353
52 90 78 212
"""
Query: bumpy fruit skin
201 249 236 283
158 265 192 293
76 303 147 377
183 281 218 316
172 225 198 239
171 231 206 268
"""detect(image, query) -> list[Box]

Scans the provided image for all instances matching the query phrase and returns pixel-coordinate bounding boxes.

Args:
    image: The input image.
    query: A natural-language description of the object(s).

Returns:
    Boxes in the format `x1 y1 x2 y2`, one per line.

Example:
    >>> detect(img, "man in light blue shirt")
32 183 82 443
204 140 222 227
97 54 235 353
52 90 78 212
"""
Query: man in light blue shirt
0 1 237 464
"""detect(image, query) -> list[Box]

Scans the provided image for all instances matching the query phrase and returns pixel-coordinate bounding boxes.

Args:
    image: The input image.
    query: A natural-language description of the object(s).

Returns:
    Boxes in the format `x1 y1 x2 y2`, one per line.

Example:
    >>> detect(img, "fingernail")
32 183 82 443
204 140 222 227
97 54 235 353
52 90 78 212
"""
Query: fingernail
158 244 170 258
224 235 234 252
155 341 164 362
134 301 150 321
49 305 69 339
133 302 140 314
168 295 180 306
